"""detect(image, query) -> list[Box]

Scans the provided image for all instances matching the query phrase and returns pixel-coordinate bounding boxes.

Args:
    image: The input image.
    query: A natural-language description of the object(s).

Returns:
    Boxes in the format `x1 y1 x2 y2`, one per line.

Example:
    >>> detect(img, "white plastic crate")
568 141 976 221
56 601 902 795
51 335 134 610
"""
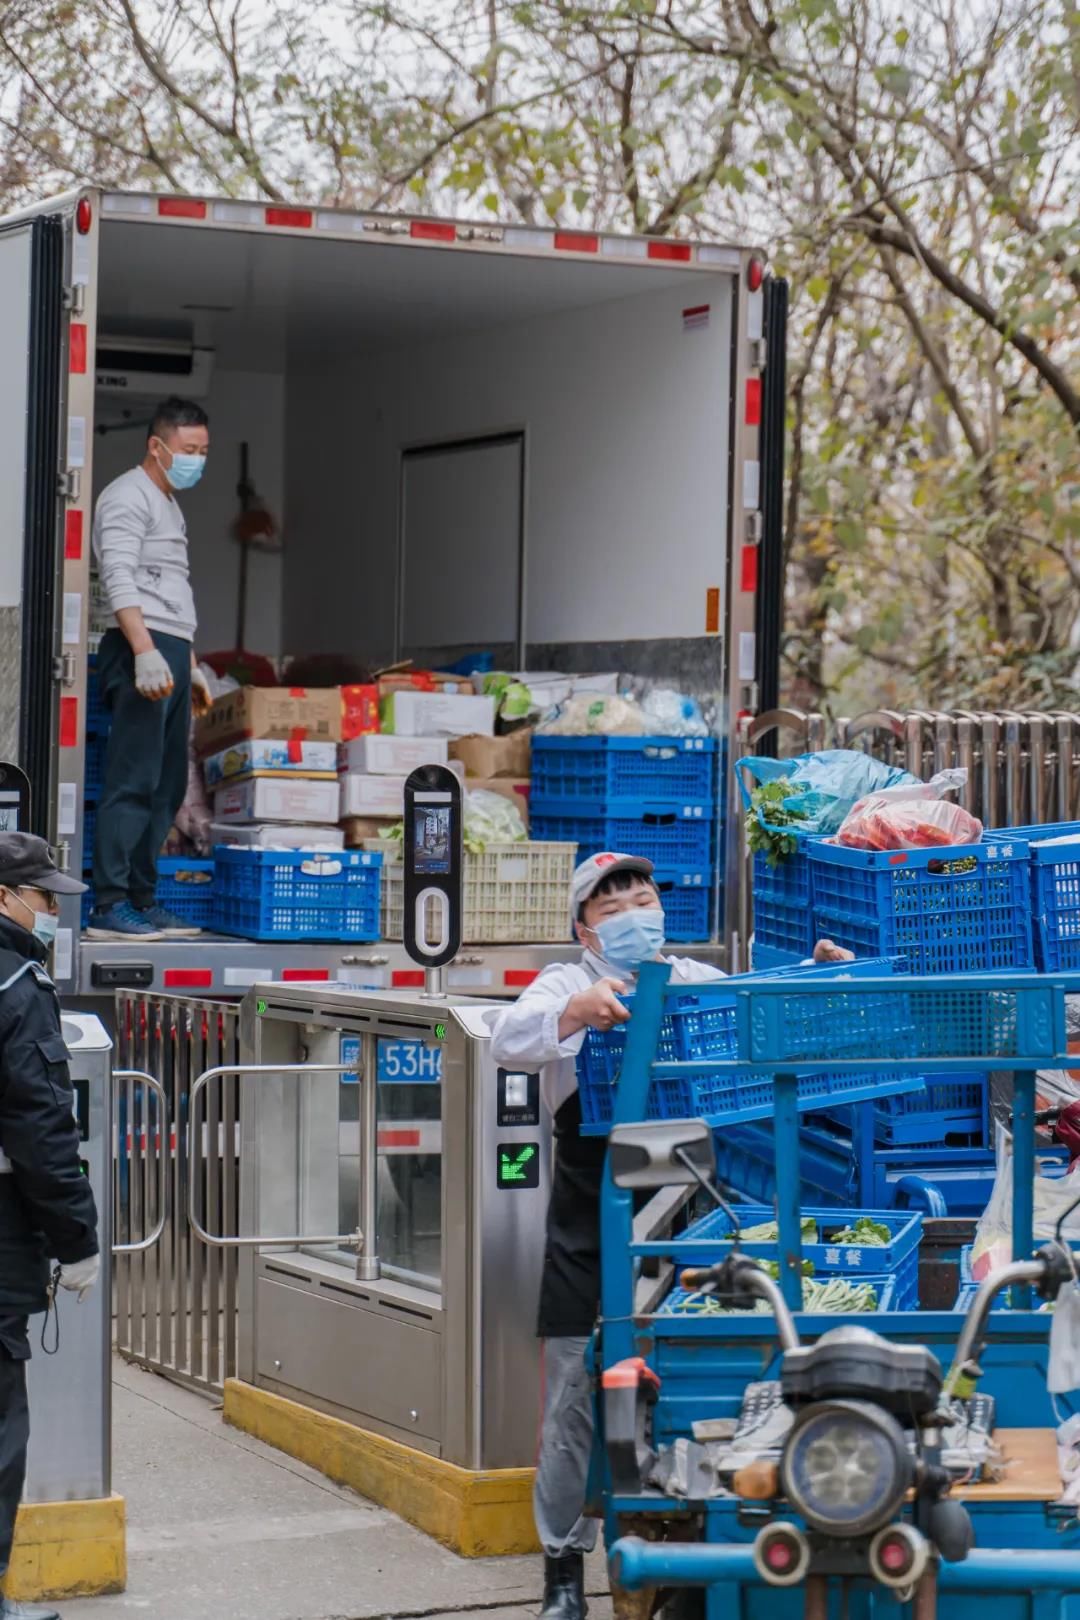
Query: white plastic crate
366 840 578 943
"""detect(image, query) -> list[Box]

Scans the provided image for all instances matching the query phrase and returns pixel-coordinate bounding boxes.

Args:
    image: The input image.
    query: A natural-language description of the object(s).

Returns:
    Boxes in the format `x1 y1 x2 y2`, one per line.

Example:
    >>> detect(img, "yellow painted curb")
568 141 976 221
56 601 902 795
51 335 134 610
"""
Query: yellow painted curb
224 1379 538 1557
7 1494 126 1600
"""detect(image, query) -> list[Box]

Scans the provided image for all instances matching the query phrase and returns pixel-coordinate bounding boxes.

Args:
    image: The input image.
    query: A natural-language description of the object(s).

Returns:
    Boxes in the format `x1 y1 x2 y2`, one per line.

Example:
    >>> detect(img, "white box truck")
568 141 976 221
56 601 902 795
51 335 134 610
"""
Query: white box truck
0 187 784 998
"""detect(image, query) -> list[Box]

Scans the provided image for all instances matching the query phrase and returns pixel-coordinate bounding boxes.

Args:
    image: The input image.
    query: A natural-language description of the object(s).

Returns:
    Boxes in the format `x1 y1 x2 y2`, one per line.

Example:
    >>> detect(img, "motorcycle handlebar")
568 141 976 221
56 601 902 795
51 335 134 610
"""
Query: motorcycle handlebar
679 1256 802 1352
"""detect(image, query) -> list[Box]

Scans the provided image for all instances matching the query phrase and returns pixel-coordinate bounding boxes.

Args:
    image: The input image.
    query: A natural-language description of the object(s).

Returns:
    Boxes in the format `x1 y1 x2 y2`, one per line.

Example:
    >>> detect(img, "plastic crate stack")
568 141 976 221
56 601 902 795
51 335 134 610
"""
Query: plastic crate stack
750 835 816 967
984 821 1080 971
529 735 719 941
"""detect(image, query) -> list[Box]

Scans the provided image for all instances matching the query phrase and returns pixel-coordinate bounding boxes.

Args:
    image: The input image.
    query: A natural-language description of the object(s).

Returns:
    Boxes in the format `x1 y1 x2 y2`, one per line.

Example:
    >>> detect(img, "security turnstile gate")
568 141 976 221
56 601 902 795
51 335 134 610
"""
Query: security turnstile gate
220 984 550 1471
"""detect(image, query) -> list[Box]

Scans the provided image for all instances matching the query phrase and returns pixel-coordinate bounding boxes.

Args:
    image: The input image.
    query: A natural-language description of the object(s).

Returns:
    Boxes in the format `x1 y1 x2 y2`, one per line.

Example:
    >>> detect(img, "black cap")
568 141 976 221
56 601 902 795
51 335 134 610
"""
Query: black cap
0 832 87 895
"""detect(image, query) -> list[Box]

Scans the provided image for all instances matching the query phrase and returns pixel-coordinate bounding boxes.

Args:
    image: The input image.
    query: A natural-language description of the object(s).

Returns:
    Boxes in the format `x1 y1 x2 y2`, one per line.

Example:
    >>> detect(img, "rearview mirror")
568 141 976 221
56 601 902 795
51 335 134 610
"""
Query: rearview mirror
608 1119 716 1191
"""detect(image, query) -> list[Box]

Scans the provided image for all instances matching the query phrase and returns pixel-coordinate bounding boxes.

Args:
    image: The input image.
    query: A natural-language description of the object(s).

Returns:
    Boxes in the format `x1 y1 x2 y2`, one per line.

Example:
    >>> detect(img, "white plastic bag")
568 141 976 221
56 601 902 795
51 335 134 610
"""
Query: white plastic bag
971 1130 1080 1281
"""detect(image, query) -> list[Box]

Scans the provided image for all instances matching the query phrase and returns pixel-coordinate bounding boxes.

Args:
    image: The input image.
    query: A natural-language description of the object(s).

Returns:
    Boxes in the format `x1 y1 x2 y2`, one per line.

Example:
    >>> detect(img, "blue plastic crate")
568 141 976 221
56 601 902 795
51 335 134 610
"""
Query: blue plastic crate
673 1203 921 1308
530 798 714 867
752 843 815 961
577 959 921 1133
986 820 1080 971
750 941 805 969
652 869 712 942
818 1072 990 1147
156 857 215 927
84 734 108 798
211 847 381 941
660 1273 899 1316
531 735 716 803
86 659 110 736
809 837 1034 974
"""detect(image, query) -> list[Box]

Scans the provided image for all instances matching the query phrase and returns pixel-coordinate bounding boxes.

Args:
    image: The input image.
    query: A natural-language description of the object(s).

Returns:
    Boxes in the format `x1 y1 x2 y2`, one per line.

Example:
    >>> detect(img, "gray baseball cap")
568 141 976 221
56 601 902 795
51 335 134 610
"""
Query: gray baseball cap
0 832 87 895
569 851 655 926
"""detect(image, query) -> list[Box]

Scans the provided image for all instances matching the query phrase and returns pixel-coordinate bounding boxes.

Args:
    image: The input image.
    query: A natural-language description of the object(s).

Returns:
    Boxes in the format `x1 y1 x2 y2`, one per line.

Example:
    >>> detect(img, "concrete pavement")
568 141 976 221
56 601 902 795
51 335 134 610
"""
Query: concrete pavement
61 1357 612 1620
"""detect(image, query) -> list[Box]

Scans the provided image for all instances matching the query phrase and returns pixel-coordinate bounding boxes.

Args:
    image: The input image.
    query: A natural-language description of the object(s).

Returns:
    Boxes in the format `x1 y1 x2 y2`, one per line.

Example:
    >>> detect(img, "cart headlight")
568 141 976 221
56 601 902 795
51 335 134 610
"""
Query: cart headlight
780 1400 912 1537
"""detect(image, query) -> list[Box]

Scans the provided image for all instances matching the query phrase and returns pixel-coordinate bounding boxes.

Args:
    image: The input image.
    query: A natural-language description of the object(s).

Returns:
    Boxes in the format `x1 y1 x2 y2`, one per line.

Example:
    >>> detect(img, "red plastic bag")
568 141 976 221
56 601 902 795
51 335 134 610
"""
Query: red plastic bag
838 793 983 851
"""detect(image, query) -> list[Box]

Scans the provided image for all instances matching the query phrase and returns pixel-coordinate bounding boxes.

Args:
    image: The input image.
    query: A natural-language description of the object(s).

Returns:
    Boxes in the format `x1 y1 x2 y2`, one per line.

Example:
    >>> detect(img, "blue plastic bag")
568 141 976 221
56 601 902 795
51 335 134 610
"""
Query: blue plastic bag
736 749 919 836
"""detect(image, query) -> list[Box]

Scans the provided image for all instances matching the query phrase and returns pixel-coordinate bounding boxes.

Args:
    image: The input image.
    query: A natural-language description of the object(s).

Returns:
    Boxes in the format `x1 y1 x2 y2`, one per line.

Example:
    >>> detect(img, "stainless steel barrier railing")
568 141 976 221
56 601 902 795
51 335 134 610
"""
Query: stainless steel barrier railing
114 994 241 1396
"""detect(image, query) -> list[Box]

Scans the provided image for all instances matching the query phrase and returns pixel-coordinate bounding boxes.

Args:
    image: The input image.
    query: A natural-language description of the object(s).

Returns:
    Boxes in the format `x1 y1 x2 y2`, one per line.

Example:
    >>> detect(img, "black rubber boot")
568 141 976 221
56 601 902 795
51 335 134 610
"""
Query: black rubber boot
539 1552 588 1620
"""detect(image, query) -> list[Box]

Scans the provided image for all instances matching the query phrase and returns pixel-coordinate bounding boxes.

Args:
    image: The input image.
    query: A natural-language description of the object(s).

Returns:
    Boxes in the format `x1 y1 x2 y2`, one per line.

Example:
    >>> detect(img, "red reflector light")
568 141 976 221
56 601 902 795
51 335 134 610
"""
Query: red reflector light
504 969 539 987
648 240 692 263
64 510 84 560
159 197 207 220
69 324 87 375
746 375 762 425
164 969 213 989
747 255 765 291
281 968 330 982
266 207 313 229
554 231 599 253
879 1538 911 1573
75 197 92 235
741 544 759 594
379 1129 421 1149
59 697 77 747
393 970 425 988
764 1538 795 1572
410 220 456 243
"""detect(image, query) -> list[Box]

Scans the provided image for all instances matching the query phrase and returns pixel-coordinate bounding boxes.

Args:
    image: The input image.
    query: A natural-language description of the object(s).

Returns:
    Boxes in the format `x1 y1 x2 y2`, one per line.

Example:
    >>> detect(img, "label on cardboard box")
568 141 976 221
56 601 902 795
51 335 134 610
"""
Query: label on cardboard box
339 734 448 776
204 737 338 788
341 684 379 740
384 691 496 737
213 777 341 825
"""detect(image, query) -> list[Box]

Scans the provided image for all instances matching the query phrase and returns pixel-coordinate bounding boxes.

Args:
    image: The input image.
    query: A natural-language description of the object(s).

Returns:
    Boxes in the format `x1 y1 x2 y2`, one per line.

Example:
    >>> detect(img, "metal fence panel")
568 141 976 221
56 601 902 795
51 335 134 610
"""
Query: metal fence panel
114 993 240 1396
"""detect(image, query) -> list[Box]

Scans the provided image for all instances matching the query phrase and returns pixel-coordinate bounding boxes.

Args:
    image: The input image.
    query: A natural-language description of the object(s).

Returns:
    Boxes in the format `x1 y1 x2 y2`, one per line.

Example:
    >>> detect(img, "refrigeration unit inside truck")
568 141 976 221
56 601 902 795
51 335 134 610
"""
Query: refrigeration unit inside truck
0 187 783 996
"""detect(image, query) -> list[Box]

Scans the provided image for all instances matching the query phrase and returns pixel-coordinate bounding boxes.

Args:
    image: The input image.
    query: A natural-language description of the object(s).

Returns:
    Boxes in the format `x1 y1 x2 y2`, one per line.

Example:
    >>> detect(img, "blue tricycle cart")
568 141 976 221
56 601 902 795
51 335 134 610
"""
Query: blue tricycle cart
590 964 1080 1619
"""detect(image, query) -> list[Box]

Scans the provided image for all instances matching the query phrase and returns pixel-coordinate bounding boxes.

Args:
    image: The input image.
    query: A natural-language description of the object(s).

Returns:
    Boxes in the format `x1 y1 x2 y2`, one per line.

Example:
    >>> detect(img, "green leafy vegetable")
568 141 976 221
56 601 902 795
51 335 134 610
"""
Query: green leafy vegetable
829 1217 891 1246
747 779 809 866
740 1216 818 1243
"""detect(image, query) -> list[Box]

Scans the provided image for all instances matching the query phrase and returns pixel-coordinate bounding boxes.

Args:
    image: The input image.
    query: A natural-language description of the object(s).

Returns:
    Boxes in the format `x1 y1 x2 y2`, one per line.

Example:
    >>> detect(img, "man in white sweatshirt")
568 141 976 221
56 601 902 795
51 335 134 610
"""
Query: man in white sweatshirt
490 852 850 1620
88 397 213 940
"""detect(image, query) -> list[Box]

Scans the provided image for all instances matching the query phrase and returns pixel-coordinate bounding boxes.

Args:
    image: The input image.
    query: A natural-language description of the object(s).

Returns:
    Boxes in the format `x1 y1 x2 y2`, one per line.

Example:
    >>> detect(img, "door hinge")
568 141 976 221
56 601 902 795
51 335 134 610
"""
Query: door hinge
751 337 767 372
62 284 86 316
52 653 76 686
55 840 72 874
57 469 81 500
745 510 763 545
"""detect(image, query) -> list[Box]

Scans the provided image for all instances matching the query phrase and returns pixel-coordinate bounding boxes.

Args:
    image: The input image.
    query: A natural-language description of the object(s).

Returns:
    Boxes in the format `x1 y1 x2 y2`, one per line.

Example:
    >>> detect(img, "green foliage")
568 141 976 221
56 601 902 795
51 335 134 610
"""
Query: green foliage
747 780 809 866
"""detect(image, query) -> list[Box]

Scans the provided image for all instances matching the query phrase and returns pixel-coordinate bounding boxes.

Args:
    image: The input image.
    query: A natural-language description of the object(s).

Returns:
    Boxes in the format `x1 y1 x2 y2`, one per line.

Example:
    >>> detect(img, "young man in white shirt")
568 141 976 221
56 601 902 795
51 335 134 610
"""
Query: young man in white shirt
491 852 850 1620
88 397 213 940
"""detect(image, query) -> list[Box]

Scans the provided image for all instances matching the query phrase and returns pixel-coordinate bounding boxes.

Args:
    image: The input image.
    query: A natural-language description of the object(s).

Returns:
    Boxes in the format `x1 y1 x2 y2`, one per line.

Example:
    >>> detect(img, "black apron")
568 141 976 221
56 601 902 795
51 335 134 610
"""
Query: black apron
536 1090 608 1339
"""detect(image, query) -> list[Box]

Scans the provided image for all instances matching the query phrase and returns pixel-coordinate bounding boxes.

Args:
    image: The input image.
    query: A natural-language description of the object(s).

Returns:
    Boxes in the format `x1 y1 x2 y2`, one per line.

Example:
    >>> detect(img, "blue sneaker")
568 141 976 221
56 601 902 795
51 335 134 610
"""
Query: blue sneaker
86 901 163 941
136 904 201 938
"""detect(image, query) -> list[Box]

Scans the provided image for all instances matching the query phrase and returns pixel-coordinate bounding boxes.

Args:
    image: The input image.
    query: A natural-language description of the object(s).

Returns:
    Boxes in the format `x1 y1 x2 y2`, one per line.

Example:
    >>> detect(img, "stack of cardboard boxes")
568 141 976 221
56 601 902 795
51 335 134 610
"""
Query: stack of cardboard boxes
198 685 378 849
447 730 532 828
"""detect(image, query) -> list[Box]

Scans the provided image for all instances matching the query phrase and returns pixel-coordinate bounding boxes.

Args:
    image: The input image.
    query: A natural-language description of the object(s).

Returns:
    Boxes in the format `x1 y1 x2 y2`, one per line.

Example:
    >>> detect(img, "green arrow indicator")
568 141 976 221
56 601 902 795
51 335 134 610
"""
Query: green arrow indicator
434 1022 447 1040
499 1143 538 1186
256 998 267 1016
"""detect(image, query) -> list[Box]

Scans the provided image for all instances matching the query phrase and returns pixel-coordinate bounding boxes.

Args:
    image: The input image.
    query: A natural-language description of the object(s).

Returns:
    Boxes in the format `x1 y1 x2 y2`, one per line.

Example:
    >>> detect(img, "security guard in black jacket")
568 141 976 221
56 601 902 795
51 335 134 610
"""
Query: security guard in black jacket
0 834 99 1620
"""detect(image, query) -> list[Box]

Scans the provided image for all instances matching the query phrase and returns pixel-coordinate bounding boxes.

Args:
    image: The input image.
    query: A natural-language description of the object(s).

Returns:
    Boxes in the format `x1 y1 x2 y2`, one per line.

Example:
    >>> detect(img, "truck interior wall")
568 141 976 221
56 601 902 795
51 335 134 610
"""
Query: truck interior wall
283 272 733 689
91 368 285 657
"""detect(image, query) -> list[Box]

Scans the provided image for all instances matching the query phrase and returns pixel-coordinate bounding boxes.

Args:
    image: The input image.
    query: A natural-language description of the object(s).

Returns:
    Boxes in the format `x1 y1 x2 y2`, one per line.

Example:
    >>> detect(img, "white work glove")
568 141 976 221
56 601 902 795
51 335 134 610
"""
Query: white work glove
190 665 213 717
58 1253 100 1302
134 648 174 701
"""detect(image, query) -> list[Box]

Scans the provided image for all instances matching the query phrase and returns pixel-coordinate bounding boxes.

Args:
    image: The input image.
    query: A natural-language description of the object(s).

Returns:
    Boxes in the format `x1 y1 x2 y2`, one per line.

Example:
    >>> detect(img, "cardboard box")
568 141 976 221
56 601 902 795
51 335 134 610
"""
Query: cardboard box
213 777 341 825
209 821 344 850
449 730 531 779
339 761 465 820
383 691 496 737
342 817 399 848
339 735 449 776
466 776 530 831
204 738 338 789
196 687 343 755
377 672 475 696
341 684 379 740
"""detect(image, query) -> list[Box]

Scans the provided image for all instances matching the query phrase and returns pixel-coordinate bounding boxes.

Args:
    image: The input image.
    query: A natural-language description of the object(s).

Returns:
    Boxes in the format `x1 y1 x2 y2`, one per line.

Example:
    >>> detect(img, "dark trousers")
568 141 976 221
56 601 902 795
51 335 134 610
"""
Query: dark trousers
93 629 192 909
0 1315 29 1583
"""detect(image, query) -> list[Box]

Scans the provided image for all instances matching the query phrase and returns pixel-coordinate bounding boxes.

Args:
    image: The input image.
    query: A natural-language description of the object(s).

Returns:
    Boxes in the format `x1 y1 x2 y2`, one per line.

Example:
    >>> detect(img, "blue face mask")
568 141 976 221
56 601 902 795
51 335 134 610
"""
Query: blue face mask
10 889 58 950
162 451 205 491
590 907 666 972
